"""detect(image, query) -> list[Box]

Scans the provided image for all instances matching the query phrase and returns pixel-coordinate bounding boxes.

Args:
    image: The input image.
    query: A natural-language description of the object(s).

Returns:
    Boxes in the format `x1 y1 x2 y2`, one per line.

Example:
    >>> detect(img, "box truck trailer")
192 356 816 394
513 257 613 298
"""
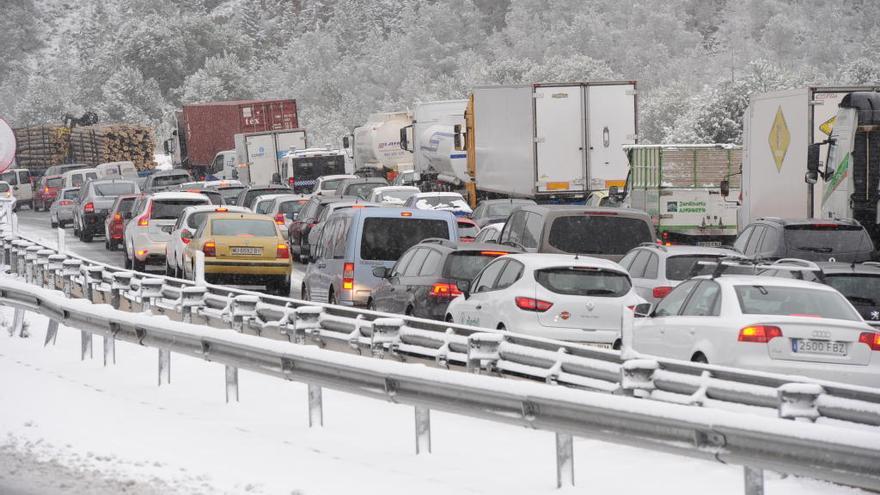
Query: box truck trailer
454 82 637 204
229 129 307 185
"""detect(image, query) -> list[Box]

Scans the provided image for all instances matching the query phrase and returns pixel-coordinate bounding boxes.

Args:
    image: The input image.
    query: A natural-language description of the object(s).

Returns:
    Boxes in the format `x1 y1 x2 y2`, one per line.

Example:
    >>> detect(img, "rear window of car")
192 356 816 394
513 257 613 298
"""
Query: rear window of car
116 197 135 214
244 189 285 207
548 215 653 254
93 182 136 196
63 189 79 199
458 221 479 238
47 177 63 188
824 274 880 308
153 174 189 188
344 183 382 200
784 225 873 256
201 191 222 205
151 199 209 220
443 251 509 280
217 187 245 204
417 195 468 209
536 267 632 297
734 285 860 320
666 255 727 281
360 218 450 261
321 179 344 191
279 200 306 215
211 219 277 237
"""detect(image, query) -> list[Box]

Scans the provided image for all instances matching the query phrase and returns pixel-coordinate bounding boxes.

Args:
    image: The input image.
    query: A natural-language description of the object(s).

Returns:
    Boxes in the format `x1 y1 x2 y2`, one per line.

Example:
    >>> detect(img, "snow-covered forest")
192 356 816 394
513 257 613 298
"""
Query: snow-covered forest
3 0 880 145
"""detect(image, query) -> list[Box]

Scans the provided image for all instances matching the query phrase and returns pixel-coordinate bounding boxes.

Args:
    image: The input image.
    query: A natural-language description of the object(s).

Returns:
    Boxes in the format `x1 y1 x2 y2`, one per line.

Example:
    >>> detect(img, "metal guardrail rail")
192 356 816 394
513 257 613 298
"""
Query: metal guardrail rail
2 277 880 492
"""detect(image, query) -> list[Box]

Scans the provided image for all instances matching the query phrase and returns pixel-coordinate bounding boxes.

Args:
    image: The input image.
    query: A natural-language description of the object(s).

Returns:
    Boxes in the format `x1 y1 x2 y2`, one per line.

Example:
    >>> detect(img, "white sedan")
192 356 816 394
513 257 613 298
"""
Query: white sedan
446 253 644 347
164 204 250 277
631 275 880 387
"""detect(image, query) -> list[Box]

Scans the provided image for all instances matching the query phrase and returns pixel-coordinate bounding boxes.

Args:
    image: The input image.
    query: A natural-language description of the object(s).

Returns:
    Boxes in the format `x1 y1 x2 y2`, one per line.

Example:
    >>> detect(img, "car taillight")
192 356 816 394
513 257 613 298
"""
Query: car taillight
430 282 462 298
859 332 880 351
181 230 192 245
44 187 50 193
113 213 122 223
203 240 216 257
515 296 553 312
288 177 295 186
276 243 290 259
84 202 94 213
137 203 151 227
661 231 671 247
652 286 673 299
738 325 783 343
480 251 510 256
274 213 285 225
343 262 354 290
59 200 72 206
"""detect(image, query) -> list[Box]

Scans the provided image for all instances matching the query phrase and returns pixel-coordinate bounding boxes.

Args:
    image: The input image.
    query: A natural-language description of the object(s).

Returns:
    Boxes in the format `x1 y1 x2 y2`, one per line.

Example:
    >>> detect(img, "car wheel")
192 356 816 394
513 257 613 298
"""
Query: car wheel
165 262 173 277
367 299 376 311
132 256 145 272
445 314 454 323
105 239 110 250
691 353 708 364
268 277 289 297
50 218 58 229
405 306 414 317
124 251 132 270
497 323 506 330
81 229 93 243
328 290 336 305
301 284 310 301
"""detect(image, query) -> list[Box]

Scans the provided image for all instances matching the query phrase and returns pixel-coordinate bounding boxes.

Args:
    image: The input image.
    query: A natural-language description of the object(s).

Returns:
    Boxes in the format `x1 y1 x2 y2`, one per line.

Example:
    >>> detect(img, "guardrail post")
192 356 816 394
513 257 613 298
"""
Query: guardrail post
225 365 239 403
743 466 764 495
194 250 206 286
83 265 104 303
231 294 259 331
47 254 66 290
158 349 171 386
555 432 574 488
103 324 116 366
1 233 14 266
466 333 504 373
110 272 133 310
11 239 28 276
9 307 27 338
180 287 207 324
57 226 65 253
414 405 431 454
370 318 403 358
620 359 658 398
61 259 82 298
308 384 323 427
24 245 41 284
43 319 58 346
139 278 164 314
291 306 323 344
777 383 823 422
35 249 53 287
81 330 93 360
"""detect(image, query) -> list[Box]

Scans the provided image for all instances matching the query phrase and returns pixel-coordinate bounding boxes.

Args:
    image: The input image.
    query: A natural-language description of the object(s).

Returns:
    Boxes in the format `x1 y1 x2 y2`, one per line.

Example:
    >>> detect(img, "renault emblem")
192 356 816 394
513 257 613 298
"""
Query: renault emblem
585 301 595 311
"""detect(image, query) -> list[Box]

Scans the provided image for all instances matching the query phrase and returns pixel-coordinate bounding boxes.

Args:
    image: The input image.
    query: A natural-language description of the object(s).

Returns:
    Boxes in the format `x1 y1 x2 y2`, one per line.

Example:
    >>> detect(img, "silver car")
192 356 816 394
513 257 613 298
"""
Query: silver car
50 187 80 228
123 192 211 271
618 244 742 304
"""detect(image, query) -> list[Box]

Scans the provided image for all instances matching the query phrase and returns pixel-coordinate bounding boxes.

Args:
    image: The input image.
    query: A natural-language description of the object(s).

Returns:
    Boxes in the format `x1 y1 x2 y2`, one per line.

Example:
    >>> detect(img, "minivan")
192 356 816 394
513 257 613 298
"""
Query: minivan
302 208 458 306
96 161 139 180
0 169 33 210
61 168 99 189
497 205 656 261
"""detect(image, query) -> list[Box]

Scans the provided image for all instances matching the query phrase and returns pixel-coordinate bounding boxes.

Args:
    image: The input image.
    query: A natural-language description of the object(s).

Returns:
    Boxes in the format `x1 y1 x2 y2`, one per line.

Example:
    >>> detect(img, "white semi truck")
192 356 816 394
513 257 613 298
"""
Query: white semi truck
398 100 469 190
343 111 413 177
208 129 307 185
455 82 637 204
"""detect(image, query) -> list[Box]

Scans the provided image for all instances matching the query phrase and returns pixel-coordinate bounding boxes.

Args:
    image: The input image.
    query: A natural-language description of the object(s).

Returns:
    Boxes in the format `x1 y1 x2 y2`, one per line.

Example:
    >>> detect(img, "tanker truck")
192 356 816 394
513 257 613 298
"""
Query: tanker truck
342 111 413 178
398 100 469 191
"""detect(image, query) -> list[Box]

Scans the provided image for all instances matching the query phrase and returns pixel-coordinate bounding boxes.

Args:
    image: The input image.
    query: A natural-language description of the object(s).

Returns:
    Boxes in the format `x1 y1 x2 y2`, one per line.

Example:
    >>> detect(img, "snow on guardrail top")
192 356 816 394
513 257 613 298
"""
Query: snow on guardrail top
0 118 16 173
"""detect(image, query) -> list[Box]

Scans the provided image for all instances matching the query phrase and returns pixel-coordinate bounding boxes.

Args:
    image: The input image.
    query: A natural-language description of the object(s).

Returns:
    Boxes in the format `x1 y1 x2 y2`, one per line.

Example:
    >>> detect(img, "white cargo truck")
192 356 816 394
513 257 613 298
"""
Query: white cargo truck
739 86 877 229
398 100 469 189
457 82 637 202
225 129 307 185
343 111 413 176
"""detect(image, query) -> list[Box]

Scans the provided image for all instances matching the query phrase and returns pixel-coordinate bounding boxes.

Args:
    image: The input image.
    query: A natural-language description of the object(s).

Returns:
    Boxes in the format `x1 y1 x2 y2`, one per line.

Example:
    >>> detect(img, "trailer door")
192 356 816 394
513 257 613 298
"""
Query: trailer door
586 84 636 192
534 85 586 194
275 131 307 162
245 133 279 185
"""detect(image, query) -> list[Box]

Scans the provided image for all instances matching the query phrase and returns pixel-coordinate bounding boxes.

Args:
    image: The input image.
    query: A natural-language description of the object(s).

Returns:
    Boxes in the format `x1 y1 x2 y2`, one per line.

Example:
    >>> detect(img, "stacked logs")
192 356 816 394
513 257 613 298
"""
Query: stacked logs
11 126 71 175
68 125 156 171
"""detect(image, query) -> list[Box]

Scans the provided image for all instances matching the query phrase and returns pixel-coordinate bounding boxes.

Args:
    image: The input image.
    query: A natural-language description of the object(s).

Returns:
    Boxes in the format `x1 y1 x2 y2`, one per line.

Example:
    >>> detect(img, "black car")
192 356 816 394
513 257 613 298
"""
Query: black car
368 239 521 320
235 184 292 210
335 177 388 200
471 198 536 228
734 218 875 262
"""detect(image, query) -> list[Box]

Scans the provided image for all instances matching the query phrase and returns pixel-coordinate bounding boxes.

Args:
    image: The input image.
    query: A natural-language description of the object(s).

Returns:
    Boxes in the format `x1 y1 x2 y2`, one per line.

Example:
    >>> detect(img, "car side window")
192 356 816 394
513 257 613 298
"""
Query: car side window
744 226 765 256
521 212 543 249
419 250 443 276
331 218 349 259
734 226 753 253
473 259 508 293
628 250 650 278
495 259 524 289
18 170 29 183
501 211 526 246
391 249 416 277
618 250 638 270
317 220 337 260
680 280 722 316
644 253 659 279
403 248 429 277
472 204 484 218
759 227 780 256
653 279 700 317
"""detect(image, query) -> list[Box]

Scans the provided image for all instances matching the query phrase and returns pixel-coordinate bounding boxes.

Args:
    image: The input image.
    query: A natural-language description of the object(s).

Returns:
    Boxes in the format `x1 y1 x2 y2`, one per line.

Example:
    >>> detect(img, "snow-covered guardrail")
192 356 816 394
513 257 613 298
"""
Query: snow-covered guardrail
2 277 880 492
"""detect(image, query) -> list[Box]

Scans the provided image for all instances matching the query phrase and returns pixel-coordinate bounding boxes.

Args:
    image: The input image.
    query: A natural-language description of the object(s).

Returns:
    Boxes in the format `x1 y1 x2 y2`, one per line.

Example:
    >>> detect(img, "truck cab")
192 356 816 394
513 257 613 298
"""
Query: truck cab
279 147 347 193
208 150 238 181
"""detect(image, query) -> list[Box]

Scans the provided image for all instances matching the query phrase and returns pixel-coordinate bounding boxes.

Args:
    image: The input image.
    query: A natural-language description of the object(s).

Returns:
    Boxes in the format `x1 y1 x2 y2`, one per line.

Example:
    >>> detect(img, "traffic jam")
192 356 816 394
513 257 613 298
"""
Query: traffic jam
4 87 880 390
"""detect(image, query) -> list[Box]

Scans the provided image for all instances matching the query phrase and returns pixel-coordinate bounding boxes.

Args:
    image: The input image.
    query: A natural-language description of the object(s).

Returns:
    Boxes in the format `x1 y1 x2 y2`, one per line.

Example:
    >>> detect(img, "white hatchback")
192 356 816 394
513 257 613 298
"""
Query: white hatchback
631 275 880 387
123 192 212 271
164 204 250 277
446 253 644 346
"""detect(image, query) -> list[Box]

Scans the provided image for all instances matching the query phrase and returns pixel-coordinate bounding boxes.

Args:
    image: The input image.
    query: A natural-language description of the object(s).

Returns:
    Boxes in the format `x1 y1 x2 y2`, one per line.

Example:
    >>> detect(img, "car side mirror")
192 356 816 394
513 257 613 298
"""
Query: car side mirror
806 142 821 184
720 179 730 197
342 135 350 149
456 279 471 299
633 302 653 318
181 230 193 241
372 266 389 278
453 124 465 151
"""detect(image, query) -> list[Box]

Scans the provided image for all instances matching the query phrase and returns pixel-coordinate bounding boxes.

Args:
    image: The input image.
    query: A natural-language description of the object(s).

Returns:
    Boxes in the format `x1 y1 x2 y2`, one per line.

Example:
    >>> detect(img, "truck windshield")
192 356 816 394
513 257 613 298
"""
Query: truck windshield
548 215 653 255
292 156 345 180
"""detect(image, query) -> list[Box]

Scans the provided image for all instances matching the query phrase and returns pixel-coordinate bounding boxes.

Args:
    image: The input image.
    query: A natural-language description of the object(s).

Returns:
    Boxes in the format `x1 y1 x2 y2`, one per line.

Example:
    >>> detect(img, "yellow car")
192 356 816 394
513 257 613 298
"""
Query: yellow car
182 212 292 295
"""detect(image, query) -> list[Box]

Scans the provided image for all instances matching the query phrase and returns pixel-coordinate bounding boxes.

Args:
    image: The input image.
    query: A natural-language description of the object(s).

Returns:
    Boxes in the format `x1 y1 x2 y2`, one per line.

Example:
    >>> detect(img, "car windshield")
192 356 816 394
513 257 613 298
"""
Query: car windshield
417 195 469 210
63 189 79 199
734 285 860 320
458 221 479 238
784 225 873 255
153 174 189 188
345 183 382 199
47 177 63 188
93 182 136 196
211 219 277 237
824 274 880 310
444 252 508 280
360 218 450 261
279 200 306 215
666 255 728 281
536 267 632 297
151 199 209 220
321 179 345 191
548 216 653 254
216 187 245 203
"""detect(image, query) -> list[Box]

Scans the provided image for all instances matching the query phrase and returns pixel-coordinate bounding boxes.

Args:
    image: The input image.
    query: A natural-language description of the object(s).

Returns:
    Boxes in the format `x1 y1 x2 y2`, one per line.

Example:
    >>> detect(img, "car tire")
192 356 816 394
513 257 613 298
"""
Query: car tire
691 353 708 364
445 314 454 323
367 299 376 312
81 229 92 243
50 218 58 229
301 284 310 301
165 262 173 277
268 277 289 297
124 251 132 270
405 306 414 317
132 256 145 272
328 290 336 305
105 239 110 250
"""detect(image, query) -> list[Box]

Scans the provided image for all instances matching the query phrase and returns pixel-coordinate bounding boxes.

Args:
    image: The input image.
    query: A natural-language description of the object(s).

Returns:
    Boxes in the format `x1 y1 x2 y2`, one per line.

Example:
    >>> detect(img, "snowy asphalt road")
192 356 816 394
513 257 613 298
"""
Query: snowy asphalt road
14 209 307 298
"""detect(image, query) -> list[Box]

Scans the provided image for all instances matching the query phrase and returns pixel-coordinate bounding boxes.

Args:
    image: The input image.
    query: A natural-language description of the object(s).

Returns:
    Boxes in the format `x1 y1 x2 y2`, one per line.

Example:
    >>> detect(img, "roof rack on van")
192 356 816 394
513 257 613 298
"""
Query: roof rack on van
689 256 823 280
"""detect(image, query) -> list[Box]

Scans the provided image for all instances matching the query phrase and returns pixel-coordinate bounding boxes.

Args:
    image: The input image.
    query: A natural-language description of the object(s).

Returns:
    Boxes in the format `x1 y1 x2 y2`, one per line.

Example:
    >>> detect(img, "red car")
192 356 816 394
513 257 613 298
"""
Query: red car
34 174 64 211
457 218 479 243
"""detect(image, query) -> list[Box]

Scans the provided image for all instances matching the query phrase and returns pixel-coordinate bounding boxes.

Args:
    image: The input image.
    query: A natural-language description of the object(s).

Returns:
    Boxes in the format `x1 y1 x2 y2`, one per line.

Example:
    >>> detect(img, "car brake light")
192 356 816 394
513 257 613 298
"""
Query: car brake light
859 332 880 351
59 200 72 206
515 296 553 312
203 240 216 257
137 203 151 227
343 262 354 290
84 202 94 213
44 187 50 193
288 177 295 186
401 211 412 217
661 231 671 246
738 325 783 343
480 251 510 256
430 282 462 298
274 213 285 225
215 208 228 213
652 286 673 299
113 212 122 222
276 243 290 259
812 223 839 229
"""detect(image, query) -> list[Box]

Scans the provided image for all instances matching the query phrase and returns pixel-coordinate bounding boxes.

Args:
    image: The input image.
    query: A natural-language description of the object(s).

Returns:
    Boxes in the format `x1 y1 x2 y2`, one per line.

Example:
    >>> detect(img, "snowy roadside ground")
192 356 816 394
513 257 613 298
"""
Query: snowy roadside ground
0 307 864 495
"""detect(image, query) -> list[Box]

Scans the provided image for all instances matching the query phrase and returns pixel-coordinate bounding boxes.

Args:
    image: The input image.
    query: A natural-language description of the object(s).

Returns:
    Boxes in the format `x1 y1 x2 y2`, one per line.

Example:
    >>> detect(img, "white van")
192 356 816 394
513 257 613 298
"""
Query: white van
96 161 138 180
61 168 99 189
0 169 33 210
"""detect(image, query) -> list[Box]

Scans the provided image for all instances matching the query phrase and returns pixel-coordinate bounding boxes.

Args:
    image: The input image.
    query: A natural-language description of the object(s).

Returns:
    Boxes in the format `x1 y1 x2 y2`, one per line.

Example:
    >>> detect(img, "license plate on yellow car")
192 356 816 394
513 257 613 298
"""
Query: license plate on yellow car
231 247 262 256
